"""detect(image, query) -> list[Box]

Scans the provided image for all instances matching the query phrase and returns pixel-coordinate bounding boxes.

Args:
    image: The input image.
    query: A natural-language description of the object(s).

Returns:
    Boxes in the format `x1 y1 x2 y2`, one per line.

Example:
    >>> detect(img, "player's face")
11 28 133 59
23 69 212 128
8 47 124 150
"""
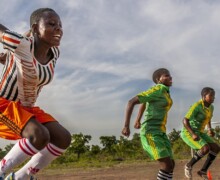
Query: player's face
159 72 172 87
204 92 215 105
37 11 63 47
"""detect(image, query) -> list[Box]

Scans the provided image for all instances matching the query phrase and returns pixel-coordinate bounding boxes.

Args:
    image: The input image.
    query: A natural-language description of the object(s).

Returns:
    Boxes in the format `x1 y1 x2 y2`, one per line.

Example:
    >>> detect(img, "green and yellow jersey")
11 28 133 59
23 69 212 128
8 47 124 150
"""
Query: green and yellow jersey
182 99 214 133
137 84 172 134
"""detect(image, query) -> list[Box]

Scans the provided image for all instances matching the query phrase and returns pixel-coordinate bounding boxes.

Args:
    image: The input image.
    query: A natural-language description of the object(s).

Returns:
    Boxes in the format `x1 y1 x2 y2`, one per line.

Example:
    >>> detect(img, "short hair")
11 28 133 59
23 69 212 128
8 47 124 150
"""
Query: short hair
30 8 56 27
152 68 169 84
201 87 215 97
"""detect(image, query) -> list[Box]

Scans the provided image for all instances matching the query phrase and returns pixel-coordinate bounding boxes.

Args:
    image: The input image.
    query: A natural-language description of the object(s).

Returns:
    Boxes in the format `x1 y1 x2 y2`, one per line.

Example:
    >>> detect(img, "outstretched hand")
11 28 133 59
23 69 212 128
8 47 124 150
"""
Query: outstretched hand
192 133 200 141
207 129 215 137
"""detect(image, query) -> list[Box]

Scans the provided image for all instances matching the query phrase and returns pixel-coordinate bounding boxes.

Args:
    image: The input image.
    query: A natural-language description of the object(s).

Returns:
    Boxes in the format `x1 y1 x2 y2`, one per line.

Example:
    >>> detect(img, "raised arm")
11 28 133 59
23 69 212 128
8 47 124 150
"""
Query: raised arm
0 24 8 42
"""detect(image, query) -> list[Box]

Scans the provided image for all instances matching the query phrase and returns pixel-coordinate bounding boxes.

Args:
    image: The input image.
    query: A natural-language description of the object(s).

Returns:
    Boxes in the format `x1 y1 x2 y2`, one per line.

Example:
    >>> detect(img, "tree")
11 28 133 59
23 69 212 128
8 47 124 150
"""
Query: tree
113 136 133 158
168 129 181 145
0 148 5 159
100 135 118 154
214 126 220 143
68 133 91 159
4 144 14 153
168 129 190 159
90 145 101 155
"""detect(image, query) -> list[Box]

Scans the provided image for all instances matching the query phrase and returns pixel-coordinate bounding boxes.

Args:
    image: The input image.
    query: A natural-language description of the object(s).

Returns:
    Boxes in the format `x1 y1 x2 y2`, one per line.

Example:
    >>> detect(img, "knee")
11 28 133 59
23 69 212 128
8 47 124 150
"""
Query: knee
166 161 174 171
28 126 50 150
61 130 71 149
160 158 174 172
210 143 220 153
201 145 210 154
51 129 71 149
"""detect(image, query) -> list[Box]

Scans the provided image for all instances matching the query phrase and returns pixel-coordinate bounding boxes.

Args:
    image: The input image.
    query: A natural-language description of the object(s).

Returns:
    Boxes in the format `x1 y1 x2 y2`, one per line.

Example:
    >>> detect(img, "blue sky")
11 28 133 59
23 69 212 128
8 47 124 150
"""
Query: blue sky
1 0 220 147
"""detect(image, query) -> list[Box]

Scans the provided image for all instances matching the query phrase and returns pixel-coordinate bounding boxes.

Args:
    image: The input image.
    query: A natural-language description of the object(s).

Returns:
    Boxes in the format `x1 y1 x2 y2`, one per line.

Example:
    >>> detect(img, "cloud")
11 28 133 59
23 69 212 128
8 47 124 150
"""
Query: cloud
1 0 220 146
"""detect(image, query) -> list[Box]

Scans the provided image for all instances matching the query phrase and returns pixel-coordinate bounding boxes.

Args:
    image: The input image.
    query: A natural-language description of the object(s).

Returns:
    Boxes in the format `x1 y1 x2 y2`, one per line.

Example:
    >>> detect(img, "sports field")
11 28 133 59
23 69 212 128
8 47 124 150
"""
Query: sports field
36 159 220 179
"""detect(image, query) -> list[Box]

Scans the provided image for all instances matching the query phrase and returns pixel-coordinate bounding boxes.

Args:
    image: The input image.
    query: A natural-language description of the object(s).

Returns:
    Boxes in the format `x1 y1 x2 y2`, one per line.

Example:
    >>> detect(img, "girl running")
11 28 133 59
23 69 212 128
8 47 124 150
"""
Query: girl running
181 87 220 179
0 8 71 179
122 68 175 180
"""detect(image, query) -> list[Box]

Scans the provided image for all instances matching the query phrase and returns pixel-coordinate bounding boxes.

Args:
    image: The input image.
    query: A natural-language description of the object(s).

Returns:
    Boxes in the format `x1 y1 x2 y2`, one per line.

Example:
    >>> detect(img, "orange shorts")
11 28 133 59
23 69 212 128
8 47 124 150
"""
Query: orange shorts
0 97 56 140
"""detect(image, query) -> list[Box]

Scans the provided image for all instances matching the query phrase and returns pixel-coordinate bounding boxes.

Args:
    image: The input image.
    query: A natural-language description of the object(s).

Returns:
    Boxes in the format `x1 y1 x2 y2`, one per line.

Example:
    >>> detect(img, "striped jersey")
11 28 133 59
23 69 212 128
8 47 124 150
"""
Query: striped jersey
182 99 214 132
137 84 173 134
0 30 59 107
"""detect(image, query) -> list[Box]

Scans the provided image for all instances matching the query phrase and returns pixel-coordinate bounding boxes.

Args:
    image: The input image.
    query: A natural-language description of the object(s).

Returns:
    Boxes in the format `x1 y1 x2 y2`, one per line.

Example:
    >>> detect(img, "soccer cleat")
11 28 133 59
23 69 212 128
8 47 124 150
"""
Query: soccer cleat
184 164 192 179
197 170 208 180
4 172 14 180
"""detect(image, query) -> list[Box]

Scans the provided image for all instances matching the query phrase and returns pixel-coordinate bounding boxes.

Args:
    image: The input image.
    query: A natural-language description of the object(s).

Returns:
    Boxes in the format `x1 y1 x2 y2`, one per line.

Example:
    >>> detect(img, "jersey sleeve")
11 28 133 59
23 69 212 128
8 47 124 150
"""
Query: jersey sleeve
2 30 23 52
185 103 199 120
2 30 33 60
137 86 160 103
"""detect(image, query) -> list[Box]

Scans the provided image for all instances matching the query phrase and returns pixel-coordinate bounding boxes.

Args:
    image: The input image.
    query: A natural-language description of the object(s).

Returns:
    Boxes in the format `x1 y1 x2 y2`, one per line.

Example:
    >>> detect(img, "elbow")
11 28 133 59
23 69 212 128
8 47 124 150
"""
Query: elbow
128 98 137 107
126 96 139 110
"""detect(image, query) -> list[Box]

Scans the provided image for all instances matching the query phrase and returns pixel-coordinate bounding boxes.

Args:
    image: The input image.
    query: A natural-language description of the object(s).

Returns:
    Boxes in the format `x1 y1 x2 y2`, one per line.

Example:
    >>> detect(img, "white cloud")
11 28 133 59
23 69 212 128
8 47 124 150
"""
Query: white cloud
1 0 220 147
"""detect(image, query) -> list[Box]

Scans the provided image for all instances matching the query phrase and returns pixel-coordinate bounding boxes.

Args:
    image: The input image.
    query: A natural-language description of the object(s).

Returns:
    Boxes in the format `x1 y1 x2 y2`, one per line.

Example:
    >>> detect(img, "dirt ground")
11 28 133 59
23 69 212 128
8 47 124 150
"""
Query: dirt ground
36 159 220 180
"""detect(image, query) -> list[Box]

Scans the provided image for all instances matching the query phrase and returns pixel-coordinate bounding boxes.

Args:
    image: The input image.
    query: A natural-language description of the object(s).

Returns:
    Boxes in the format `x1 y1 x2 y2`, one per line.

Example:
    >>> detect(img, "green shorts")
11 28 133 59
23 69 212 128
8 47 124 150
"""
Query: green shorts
140 132 173 160
181 130 215 150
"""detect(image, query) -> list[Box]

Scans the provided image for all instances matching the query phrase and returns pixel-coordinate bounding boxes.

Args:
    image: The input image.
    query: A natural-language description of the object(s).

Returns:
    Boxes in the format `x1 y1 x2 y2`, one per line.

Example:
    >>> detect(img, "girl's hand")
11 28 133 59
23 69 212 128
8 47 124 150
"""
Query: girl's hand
207 129 215 137
192 133 200 141
122 127 130 137
134 121 141 129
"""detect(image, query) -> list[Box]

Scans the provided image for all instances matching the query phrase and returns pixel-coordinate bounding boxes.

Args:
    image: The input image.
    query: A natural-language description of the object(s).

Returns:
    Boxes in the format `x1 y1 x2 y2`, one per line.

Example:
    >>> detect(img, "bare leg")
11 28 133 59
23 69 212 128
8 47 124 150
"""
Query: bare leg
157 157 174 179
21 118 50 150
14 122 71 179
43 121 71 149
0 117 50 177
199 143 220 174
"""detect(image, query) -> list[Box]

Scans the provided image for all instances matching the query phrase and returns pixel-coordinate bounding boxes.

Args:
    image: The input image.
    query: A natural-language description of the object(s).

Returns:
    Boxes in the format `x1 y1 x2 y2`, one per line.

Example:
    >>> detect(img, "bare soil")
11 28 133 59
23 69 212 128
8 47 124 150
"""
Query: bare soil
36 159 220 180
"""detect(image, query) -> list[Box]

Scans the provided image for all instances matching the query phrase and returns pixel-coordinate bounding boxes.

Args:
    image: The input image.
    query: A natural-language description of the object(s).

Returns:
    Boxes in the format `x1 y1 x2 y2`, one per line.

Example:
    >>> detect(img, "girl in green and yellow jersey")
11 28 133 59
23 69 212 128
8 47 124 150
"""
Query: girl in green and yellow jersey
181 87 220 179
122 68 174 180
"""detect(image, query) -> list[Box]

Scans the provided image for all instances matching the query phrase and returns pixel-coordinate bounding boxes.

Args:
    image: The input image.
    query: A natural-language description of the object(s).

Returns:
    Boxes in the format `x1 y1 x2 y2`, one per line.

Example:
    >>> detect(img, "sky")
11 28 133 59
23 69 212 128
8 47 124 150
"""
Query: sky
1 0 220 147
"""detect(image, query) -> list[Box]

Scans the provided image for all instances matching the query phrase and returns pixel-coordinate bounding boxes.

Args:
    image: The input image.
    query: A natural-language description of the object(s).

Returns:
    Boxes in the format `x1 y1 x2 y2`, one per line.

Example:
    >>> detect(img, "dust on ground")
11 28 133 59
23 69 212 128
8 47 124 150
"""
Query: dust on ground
36 159 220 180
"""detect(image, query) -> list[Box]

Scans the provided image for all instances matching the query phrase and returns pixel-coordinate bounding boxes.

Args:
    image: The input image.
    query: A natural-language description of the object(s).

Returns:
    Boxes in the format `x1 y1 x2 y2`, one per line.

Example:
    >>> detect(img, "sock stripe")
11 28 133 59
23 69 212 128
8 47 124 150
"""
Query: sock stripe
46 144 63 156
209 151 217 156
19 139 37 156
197 150 204 157
23 139 37 155
157 170 172 180
19 140 33 156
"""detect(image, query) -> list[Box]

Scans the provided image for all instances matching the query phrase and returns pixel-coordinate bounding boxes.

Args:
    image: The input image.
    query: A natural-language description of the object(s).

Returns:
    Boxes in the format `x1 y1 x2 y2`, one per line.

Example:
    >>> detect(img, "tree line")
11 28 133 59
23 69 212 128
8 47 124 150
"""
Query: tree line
0 127 220 165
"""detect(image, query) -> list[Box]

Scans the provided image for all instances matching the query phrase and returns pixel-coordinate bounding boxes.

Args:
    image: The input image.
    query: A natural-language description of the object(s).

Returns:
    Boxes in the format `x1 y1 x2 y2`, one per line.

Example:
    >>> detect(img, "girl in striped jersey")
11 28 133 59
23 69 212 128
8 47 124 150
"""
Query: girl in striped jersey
181 87 220 179
0 8 71 179
122 68 174 180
